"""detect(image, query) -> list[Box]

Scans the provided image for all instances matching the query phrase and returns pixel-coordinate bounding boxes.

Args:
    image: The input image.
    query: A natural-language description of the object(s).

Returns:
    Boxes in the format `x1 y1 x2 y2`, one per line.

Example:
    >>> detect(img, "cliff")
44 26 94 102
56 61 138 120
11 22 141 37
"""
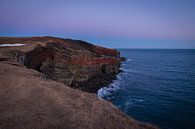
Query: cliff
0 36 158 129
0 36 120 92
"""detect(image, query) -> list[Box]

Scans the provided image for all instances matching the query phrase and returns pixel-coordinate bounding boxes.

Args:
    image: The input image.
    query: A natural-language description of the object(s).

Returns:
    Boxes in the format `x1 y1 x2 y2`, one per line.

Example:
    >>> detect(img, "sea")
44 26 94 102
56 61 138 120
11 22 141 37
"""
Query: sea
98 49 195 129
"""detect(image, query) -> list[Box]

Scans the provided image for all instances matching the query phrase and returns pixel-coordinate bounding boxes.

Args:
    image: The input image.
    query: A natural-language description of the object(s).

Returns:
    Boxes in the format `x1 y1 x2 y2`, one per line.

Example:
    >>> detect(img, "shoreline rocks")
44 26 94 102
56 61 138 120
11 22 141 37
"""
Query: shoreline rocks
120 56 127 61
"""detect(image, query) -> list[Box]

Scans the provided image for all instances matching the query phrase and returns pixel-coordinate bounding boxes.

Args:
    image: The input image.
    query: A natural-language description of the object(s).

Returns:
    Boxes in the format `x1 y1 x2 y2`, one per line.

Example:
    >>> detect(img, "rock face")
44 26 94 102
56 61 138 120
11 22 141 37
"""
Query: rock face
0 36 120 92
0 36 158 129
0 61 158 129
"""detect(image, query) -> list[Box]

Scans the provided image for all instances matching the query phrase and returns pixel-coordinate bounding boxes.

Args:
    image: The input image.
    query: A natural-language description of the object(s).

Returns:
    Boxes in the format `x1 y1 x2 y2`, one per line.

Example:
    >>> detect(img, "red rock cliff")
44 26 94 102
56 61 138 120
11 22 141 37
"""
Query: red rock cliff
0 36 120 92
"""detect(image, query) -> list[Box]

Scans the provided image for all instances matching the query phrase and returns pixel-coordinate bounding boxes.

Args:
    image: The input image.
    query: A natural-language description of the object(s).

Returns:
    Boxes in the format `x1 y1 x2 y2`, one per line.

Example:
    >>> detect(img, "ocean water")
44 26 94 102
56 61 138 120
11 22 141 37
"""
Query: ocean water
98 49 195 129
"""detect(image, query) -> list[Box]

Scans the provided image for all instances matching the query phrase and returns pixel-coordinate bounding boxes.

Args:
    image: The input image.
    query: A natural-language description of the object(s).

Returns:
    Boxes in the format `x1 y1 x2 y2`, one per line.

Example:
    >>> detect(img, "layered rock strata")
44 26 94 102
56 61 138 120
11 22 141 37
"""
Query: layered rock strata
0 36 120 92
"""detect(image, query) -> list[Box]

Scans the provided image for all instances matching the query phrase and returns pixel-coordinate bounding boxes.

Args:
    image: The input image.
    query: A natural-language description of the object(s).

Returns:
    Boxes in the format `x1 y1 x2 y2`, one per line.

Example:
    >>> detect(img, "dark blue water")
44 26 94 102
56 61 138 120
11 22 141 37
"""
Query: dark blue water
98 49 195 129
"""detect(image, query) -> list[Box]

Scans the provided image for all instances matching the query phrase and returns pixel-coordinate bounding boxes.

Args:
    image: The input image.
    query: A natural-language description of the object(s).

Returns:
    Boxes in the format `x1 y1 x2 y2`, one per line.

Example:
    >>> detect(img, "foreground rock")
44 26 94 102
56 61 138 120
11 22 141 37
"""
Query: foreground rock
0 36 120 92
0 61 157 129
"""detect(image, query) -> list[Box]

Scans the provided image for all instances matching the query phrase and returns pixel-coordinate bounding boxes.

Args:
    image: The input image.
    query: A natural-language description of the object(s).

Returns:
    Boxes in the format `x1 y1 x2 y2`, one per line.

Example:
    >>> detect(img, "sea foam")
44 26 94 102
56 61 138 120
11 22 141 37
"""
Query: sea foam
97 74 123 99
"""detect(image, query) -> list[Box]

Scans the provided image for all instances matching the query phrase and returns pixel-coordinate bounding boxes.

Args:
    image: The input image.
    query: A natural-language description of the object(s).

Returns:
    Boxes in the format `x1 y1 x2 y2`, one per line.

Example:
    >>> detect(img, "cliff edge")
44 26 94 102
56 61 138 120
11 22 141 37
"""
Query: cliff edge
0 36 120 92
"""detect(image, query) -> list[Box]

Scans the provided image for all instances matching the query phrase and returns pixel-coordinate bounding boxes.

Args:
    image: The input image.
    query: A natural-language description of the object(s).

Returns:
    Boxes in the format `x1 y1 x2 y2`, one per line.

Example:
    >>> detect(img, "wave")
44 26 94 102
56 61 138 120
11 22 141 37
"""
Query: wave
126 58 133 62
97 74 123 99
120 67 141 74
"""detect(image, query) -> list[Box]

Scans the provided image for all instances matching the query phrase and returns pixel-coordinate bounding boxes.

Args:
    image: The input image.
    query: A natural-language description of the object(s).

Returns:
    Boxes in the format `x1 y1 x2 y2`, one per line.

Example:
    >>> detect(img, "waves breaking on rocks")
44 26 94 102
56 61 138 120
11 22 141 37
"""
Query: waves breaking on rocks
97 59 133 99
97 70 124 99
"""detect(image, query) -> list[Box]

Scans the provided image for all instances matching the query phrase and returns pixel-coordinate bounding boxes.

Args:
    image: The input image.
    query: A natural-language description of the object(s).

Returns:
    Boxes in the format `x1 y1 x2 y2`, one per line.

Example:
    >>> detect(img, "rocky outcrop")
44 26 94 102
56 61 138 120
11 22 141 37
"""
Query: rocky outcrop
120 57 127 61
0 61 158 129
0 36 120 92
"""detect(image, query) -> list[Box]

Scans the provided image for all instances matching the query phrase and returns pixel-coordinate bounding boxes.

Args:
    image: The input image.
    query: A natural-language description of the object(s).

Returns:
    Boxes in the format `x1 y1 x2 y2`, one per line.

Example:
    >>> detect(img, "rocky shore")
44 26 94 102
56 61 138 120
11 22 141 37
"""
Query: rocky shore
0 36 158 129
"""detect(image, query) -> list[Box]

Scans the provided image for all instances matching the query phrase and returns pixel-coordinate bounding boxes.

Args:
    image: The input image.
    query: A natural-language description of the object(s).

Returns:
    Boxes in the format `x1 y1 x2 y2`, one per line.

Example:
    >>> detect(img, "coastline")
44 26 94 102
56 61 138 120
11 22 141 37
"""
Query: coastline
0 36 159 129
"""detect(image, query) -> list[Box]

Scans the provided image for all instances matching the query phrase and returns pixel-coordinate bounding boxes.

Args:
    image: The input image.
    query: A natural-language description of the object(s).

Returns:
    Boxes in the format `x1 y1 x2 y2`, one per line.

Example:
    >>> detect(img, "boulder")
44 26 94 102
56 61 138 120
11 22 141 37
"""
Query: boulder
120 57 127 61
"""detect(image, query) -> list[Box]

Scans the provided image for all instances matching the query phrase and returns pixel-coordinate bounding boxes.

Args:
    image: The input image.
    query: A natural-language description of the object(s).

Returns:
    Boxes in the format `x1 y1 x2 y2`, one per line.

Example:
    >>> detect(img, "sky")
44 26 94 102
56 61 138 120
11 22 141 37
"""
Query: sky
0 0 195 48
